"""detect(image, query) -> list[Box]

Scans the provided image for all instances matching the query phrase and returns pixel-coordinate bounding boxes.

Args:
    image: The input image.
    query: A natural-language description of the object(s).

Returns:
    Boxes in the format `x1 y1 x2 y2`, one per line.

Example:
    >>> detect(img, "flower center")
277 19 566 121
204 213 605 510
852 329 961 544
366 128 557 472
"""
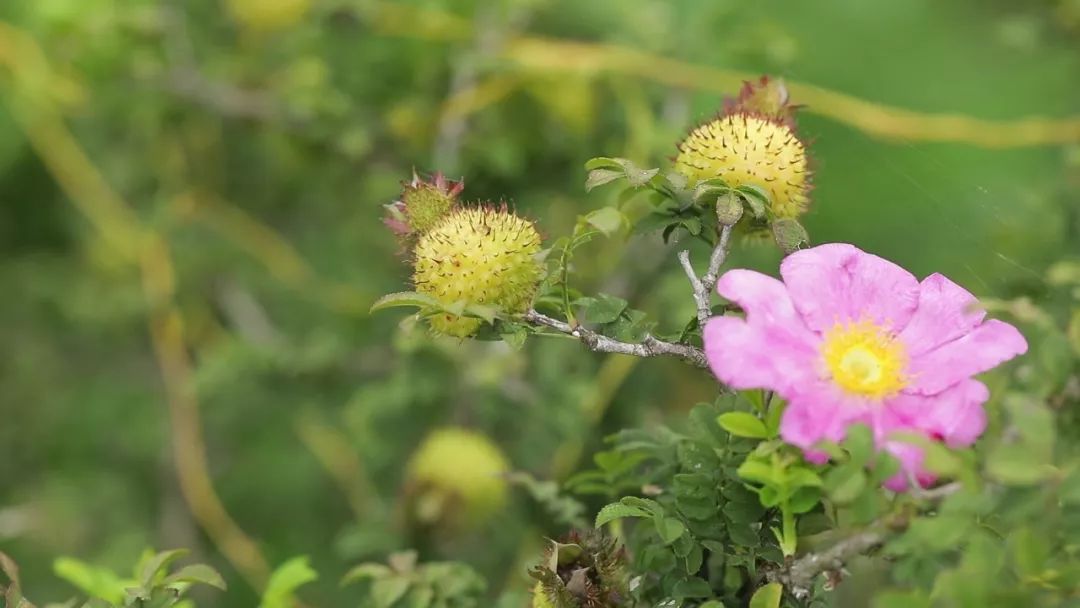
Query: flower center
821 320 907 398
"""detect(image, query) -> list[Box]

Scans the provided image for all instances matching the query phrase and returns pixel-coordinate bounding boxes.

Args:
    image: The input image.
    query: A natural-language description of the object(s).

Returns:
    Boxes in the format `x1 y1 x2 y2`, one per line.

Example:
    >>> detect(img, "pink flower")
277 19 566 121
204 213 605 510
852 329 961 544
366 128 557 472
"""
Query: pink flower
703 243 1027 490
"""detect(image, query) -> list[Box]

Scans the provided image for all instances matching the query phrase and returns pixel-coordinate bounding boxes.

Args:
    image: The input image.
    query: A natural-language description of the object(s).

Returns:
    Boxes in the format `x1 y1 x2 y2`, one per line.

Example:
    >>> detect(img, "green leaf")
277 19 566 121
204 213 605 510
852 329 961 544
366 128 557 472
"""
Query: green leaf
749 582 783 608
824 464 867 505
594 502 650 528
341 563 394 585
717 413 768 439
843 425 874 467
655 517 686 544
736 459 776 486
371 577 410 608
163 565 226 591
584 207 627 236
787 487 821 514
369 291 439 314
577 293 628 324
138 550 189 589
986 444 1052 485
584 157 628 171
463 303 498 324
671 577 712 598
53 557 128 604
585 168 624 192
1008 527 1049 578
625 166 660 188
259 556 317 608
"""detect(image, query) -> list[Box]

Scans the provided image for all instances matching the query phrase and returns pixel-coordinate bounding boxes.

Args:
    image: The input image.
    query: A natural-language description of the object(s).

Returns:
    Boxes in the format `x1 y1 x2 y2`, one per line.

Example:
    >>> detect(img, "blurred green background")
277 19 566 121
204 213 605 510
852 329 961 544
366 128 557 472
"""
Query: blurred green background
0 0 1077 605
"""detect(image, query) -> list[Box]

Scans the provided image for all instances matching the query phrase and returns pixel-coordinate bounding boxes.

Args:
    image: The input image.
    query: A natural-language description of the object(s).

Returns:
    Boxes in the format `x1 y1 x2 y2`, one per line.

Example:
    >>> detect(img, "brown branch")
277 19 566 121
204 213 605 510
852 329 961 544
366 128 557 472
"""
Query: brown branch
524 310 707 368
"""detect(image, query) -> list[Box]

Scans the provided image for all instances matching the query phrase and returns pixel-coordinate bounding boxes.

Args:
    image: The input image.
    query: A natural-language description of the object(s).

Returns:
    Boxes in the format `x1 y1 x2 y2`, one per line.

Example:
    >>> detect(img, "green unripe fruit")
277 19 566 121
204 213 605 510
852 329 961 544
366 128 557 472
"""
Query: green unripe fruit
406 427 510 526
413 206 542 337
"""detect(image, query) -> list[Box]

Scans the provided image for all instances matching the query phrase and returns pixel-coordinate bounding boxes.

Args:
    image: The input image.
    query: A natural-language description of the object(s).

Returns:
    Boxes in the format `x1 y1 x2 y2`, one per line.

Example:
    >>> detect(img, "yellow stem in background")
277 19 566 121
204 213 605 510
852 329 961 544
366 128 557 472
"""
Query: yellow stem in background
363 3 1080 148
295 415 378 521
0 24 271 592
551 354 640 480
141 236 272 590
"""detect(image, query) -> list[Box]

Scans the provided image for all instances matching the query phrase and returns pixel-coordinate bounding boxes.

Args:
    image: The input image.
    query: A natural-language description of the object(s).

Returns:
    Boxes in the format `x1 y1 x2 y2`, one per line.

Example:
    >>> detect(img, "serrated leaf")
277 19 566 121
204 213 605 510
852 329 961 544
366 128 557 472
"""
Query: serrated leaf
584 157 628 171
163 565 225 591
655 517 686 544
578 293 628 324
671 576 712 598
370 291 439 314
594 502 650 528
585 168 625 192
626 166 660 188
717 413 768 439
749 582 783 608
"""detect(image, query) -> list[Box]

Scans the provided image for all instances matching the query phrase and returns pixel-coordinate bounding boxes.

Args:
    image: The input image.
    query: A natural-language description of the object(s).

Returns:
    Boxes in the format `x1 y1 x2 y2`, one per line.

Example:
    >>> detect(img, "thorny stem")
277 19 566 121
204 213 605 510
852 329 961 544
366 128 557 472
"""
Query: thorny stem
767 481 962 599
680 225 734 327
524 310 707 368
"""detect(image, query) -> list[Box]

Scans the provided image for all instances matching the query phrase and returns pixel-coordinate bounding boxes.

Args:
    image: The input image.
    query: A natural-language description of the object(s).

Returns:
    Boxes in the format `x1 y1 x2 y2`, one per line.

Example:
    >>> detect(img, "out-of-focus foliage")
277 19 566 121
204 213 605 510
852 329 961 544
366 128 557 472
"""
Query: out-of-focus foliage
0 0 1077 606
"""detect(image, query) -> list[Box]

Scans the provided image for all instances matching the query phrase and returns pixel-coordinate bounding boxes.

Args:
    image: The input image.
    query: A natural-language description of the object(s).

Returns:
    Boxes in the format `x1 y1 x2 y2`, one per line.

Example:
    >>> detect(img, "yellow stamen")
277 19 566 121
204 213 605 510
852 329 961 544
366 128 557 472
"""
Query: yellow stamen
821 320 908 398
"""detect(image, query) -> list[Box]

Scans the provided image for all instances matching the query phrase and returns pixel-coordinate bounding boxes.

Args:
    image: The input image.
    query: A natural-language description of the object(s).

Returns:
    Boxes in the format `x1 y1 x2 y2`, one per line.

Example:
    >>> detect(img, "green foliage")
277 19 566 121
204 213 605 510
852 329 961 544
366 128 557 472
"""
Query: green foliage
0 1 1077 607
2 550 223 608
342 552 486 608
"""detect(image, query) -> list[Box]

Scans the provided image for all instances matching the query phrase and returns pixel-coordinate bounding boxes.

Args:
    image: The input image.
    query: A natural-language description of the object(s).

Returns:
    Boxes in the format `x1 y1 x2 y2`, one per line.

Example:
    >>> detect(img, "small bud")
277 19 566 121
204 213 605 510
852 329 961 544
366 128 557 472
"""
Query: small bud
413 205 542 337
726 75 795 123
715 191 745 226
385 171 464 239
772 217 810 254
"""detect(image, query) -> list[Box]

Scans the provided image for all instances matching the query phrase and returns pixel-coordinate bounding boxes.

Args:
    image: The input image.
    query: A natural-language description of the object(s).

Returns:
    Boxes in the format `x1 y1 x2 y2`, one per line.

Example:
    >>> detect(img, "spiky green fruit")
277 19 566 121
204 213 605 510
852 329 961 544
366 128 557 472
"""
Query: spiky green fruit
406 427 510 526
675 112 810 221
413 206 542 337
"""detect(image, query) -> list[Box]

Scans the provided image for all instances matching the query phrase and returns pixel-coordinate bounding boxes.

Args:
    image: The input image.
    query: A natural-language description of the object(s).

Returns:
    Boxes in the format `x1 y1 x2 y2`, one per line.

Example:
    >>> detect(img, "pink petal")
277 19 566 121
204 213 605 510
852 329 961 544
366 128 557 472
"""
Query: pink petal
907 320 1028 395
898 273 986 357
779 384 871 453
716 269 803 327
703 316 817 394
887 380 989 447
779 243 920 332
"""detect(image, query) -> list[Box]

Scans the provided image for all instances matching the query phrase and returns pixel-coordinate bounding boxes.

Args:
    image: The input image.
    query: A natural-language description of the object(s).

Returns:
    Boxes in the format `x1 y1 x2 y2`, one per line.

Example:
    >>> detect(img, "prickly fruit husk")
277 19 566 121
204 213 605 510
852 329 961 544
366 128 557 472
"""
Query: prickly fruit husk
528 530 628 608
675 111 810 221
412 205 542 337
